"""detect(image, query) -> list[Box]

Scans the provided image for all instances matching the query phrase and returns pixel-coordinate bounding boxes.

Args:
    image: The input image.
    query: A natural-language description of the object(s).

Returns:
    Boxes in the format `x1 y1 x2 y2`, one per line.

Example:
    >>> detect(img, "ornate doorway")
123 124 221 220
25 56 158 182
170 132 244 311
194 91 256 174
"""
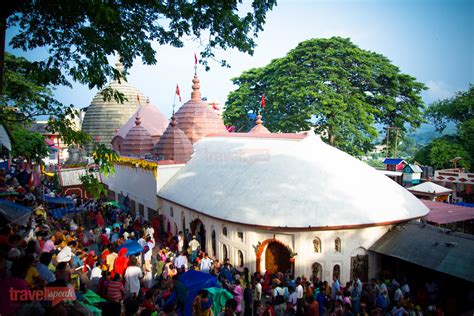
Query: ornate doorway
265 241 291 274
351 255 368 281
190 218 206 252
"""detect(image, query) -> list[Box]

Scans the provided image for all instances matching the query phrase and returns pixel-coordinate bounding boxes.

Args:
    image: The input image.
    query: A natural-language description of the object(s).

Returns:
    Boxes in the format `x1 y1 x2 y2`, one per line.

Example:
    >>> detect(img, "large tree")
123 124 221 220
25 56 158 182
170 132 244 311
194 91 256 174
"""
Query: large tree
415 85 473 169
224 37 426 155
0 0 276 174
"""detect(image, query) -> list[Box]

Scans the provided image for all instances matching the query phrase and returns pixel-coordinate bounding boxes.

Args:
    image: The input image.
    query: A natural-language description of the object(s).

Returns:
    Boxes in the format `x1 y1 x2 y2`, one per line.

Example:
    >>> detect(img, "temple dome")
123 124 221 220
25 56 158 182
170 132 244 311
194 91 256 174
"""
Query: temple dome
82 60 146 153
174 74 227 144
154 116 193 163
111 98 168 151
158 132 429 228
249 115 270 134
120 114 154 157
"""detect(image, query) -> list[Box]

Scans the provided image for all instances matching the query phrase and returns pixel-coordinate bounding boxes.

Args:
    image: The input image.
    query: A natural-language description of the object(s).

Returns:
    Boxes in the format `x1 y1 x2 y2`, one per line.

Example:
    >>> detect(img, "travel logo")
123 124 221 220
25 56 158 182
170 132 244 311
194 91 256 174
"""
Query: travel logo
9 286 76 306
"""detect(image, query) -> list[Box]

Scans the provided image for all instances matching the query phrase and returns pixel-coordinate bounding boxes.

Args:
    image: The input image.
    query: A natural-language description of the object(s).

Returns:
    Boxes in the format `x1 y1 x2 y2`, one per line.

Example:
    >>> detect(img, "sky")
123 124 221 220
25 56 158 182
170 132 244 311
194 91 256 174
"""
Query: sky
6 0 474 120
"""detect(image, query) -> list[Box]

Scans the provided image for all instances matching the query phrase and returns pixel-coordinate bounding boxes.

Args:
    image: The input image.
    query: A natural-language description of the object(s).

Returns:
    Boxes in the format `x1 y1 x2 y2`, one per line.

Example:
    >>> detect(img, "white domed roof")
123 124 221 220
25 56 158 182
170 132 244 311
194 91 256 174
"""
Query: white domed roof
158 132 429 229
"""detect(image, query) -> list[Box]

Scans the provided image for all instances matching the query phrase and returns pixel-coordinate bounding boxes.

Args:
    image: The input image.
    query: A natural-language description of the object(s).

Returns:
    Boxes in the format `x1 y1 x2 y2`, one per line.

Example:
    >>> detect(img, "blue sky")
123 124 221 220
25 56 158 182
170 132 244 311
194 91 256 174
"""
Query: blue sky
6 0 474 119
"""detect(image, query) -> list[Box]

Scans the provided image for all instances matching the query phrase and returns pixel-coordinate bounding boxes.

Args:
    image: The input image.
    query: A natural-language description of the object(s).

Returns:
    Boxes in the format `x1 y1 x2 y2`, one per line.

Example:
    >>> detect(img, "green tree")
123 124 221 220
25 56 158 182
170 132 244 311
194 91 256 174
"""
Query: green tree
10 126 49 163
224 37 426 155
425 85 474 157
414 135 471 169
2 52 90 144
1 0 276 100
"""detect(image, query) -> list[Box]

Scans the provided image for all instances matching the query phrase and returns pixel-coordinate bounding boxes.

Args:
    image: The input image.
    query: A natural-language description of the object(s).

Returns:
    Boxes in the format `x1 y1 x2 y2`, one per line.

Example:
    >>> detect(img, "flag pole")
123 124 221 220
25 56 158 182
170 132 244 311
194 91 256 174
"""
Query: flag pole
173 91 176 115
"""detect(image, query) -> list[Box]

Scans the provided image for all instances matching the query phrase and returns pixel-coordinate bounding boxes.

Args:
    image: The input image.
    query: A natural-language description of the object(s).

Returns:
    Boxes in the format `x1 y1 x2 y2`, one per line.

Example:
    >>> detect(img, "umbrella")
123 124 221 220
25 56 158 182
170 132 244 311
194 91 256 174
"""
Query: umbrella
105 201 120 208
117 240 143 256
0 199 32 226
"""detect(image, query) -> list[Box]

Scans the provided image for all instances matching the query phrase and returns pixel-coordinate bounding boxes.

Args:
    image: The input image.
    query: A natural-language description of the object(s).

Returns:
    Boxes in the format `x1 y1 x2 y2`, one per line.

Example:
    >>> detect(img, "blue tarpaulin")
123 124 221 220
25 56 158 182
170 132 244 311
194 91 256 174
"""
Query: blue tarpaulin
45 196 75 205
50 206 83 219
0 199 32 226
117 240 143 256
165 270 219 316
455 202 474 208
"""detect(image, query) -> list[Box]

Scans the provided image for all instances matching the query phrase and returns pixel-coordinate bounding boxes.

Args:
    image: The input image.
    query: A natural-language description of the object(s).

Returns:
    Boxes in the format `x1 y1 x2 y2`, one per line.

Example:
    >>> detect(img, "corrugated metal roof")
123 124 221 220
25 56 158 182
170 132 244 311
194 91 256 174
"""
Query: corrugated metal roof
406 164 423 173
383 158 406 165
370 222 474 282
422 200 474 224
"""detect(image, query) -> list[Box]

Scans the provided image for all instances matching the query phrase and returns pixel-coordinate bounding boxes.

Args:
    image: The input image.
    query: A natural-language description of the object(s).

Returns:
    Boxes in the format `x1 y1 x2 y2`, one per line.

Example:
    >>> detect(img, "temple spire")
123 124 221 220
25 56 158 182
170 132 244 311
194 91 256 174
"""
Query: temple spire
191 75 201 100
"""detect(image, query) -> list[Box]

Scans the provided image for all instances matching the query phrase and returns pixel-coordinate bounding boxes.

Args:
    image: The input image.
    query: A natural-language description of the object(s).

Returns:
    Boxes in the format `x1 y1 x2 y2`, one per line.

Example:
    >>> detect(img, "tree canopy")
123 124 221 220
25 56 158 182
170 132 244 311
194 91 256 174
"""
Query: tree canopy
2 0 276 92
415 85 473 169
10 125 49 163
224 37 426 155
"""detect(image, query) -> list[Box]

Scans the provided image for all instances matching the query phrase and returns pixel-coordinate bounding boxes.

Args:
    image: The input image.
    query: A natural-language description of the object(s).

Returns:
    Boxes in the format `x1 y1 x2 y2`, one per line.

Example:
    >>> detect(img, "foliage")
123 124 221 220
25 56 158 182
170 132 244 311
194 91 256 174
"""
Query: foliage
80 173 107 200
425 85 473 132
6 0 276 90
366 159 385 169
417 85 473 169
91 144 119 176
414 136 471 170
224 37 426 155
1 53 91 145
10 125 49 163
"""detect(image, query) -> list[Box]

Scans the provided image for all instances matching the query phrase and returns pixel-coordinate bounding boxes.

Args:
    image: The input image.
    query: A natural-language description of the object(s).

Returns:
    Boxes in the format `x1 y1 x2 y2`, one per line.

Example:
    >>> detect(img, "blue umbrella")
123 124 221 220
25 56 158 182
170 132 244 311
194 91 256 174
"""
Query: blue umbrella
117 240 143 256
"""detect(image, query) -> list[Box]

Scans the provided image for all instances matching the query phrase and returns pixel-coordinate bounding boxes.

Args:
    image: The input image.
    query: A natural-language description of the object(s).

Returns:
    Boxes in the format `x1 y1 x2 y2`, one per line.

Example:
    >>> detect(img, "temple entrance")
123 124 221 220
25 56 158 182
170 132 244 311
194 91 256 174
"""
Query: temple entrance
265 241 291 273
190 218 206 252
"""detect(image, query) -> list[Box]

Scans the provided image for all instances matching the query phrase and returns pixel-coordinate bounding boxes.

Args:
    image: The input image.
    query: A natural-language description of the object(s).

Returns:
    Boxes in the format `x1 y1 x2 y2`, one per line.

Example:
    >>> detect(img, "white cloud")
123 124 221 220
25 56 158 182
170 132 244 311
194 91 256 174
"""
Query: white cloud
425 80 454 102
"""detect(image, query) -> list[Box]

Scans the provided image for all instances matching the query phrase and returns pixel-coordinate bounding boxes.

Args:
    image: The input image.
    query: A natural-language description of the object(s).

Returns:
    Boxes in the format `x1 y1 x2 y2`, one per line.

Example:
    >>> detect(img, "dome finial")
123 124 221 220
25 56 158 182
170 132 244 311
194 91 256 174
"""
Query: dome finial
191 74 201 100
115 54 124 74
170 115 177 127
256 114 263 125
135 112 141 126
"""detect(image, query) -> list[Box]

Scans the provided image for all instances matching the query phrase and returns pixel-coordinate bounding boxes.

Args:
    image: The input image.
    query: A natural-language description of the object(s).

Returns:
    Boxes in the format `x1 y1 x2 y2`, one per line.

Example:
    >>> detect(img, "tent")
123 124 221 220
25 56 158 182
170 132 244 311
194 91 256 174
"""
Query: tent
0 199 32 226
165 270 220 316
117 240 143 256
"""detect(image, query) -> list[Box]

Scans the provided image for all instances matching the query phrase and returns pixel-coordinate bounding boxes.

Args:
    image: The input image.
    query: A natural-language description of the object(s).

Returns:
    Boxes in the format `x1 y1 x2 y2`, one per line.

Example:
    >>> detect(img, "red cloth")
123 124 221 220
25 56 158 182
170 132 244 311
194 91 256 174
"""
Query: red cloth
100 234 110 247
96 212 104 227
113 248 130 277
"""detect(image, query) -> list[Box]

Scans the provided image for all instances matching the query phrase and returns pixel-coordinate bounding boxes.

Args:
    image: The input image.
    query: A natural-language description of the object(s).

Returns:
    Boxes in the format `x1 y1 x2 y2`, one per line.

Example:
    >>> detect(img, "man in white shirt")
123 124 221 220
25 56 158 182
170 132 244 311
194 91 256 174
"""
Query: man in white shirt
57 241 76 267
174 251 188 271
188 235 200 263
295 278 304 315
124 256 143 297
199 253 213 273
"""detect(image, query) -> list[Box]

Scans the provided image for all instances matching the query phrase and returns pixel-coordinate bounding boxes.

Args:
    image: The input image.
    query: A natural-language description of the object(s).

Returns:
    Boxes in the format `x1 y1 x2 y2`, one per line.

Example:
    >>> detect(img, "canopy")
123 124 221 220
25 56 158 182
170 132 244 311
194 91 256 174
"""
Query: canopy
0 199 32 226
117 240 143 256
44 196 75 205
165 270 220 316
50 206 83 219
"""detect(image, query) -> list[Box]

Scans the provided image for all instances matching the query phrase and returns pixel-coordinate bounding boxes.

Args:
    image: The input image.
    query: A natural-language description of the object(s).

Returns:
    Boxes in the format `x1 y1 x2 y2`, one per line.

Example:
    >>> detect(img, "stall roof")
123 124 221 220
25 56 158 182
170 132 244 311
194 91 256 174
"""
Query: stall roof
422 200 474 224
370 222 474 282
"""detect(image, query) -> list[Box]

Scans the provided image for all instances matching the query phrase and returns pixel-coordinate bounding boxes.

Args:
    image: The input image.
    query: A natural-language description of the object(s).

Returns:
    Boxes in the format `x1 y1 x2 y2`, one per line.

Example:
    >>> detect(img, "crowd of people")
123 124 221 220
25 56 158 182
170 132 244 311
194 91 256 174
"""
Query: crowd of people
0 167 454 315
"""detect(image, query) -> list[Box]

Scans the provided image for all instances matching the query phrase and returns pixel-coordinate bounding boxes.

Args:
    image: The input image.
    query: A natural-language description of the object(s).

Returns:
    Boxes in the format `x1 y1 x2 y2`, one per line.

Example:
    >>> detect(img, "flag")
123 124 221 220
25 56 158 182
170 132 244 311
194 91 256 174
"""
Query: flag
176 84 181 102
261 95 266 108
211 102 220 110
194 52 198 65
